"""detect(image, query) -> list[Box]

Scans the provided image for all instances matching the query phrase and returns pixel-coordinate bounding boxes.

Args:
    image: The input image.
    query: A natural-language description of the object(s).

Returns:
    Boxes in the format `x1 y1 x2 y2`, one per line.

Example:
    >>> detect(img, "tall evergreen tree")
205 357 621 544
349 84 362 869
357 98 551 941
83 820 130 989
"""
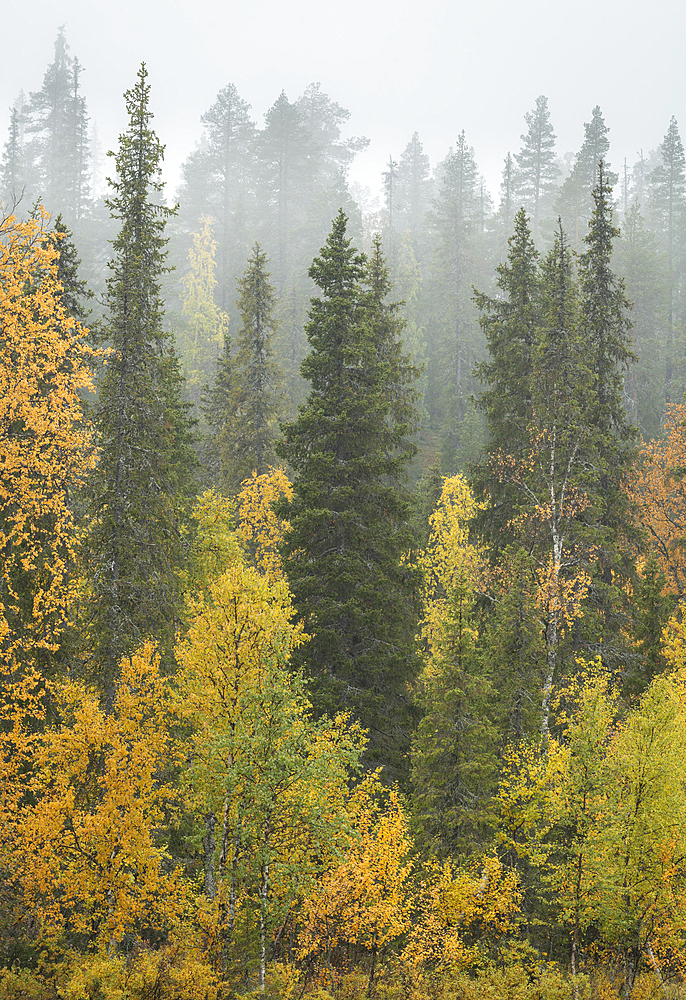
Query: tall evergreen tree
205 243 283 493
472 208 541 549
612 202 669 436
258 91 309 290
277 213 420 773
556 106 615 247
88 64 195 706
24 28 91 221
648 117 686 397
395 132 432 237
1 94 30 211
425 132 487 466
177 83 256 314
514 95 559 241
295 82 369 194
578 164 637 617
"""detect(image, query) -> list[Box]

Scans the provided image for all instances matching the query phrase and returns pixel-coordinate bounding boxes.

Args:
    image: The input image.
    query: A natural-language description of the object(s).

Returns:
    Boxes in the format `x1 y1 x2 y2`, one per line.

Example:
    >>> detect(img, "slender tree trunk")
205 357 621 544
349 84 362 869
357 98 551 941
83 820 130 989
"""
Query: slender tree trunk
203 811 217 899
367 941 378 996
259 861 270 992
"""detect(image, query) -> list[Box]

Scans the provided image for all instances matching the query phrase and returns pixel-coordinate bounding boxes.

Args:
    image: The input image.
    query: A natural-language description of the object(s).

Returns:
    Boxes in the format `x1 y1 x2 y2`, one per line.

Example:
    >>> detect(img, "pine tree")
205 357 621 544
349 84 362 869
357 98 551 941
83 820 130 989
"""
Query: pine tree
206 243 283 493
514 95 559 241
258 91 309 290
178 83 256 315
277 213 420 773
88 64 195 707
556 106 615 247
296 82 369 193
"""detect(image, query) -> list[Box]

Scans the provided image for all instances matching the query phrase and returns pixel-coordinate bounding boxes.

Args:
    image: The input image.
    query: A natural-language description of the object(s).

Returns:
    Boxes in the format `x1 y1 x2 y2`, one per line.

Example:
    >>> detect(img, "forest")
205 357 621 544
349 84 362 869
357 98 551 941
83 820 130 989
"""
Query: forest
2 26 686 1000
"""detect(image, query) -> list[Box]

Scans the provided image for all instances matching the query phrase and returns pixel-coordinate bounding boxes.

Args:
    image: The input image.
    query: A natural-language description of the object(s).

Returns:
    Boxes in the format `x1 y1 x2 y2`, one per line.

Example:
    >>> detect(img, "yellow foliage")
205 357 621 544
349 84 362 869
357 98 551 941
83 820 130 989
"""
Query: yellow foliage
184 489 241 596
298 778 413 961
176 560 306 756
9 642 185 946
0 208 95 666
402 853 521 975
627 403 686 597
178 214 229 398
236 466 293 582
418 474 484 605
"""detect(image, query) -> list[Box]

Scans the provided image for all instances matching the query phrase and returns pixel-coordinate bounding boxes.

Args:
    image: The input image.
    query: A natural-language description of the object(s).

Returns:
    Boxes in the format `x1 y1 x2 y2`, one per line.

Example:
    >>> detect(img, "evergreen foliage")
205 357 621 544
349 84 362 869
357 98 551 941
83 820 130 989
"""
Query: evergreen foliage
514 95 559 240
205 243 283 493
277 212 420 771
88 64 196 705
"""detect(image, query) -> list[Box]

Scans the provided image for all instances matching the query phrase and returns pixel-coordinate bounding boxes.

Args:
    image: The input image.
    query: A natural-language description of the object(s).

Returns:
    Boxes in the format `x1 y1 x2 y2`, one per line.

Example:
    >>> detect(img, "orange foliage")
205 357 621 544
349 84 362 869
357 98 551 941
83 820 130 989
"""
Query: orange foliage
628 403 686 597
7 643 184 947
297 780 412 963
0 208 95 666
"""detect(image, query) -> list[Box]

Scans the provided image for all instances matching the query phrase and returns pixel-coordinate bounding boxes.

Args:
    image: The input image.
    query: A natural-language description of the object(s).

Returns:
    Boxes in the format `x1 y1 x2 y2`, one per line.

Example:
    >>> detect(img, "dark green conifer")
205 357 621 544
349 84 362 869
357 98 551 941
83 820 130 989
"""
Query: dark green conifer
88 64 195 706
277 213 420 773
205 243 283 493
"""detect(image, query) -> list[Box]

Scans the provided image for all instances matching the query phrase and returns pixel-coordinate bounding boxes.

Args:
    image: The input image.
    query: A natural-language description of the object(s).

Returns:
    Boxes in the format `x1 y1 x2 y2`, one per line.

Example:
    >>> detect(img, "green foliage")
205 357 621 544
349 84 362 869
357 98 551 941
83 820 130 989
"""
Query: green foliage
87 64 196 704
278 212 421 774
205 243 283 493
411 475 498 854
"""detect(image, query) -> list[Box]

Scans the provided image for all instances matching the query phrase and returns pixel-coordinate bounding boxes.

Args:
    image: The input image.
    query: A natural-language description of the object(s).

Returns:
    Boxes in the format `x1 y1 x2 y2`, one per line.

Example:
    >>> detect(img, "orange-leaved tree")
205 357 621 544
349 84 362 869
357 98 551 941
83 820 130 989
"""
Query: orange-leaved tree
8 643 184 950
0 207 95 672
297 776 413 993
627 402 686 598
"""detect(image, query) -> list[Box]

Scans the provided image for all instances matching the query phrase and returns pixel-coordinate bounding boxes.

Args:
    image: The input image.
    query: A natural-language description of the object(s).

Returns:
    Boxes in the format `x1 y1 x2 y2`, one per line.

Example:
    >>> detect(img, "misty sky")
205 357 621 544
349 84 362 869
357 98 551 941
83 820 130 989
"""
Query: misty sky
3 0 685 205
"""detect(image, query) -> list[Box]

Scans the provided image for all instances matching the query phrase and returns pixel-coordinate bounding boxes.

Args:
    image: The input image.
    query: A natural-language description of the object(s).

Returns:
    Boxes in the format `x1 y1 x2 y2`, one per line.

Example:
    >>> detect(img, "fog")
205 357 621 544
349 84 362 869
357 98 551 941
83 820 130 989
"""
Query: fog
3 0 684 200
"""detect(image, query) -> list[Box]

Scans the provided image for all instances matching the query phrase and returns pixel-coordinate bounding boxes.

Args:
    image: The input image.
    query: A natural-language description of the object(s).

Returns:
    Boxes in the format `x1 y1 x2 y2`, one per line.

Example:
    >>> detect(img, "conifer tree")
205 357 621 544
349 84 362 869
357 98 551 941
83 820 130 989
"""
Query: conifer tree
648 117 685 398
88 64 195 706
1 95 30 211
514 95 559 241
277 213 420 772
24 28 91 221
425 132 489 467
178 83 256 314
556 106 615 247
577 165 637 626
395 132 432 236
472 208 541 549
206 243 283 493
258 91 309 290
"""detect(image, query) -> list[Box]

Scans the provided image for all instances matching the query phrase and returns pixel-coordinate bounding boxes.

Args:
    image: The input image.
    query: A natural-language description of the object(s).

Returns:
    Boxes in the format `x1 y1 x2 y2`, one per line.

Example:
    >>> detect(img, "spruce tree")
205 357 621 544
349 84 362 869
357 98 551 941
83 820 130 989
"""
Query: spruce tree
206 243 283 493
277 213 420 773
648 117 685 398
578 164 637 625
88 64 195 706
472 208 541 550
24 28 91 221
425 131 486 466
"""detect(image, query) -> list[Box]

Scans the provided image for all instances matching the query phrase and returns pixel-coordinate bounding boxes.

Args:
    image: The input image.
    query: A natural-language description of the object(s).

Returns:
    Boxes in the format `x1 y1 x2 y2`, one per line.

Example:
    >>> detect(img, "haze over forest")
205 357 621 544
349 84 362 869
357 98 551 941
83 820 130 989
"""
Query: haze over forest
5 4 686 999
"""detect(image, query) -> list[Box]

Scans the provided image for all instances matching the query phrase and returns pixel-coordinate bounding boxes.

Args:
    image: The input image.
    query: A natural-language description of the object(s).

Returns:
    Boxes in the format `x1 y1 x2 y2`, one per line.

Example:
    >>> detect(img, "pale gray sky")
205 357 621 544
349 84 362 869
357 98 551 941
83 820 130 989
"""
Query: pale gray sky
3 0 684 203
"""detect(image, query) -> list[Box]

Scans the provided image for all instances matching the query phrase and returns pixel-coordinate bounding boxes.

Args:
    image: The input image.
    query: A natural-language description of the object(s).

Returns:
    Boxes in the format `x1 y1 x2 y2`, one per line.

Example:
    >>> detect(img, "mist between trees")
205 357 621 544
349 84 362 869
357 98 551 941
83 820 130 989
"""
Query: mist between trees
3 27 686 1000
